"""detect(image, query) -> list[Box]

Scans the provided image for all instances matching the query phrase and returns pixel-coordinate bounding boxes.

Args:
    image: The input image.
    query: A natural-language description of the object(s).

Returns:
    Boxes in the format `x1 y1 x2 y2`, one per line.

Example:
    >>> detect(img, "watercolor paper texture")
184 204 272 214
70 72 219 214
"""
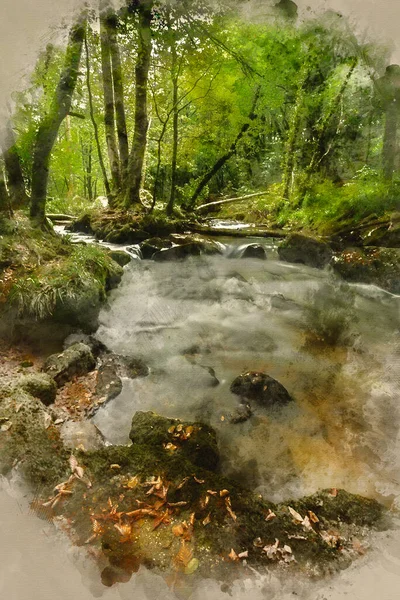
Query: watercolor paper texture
0 1 399 599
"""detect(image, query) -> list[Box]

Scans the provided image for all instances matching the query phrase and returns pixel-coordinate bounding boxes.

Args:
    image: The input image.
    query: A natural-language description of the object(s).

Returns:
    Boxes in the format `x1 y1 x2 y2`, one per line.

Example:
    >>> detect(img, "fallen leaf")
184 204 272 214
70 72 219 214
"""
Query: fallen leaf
265 509 276 522
193 476 205 484
174 541 193 569
203 513 211 526
125 476 140 489
330 488 338 497
288 506 303 523
177 477 190 490
238 551 248 559
110 464 121 471
308 511 319 523
184 557 199 575
220 489 230 498
228 549 239 562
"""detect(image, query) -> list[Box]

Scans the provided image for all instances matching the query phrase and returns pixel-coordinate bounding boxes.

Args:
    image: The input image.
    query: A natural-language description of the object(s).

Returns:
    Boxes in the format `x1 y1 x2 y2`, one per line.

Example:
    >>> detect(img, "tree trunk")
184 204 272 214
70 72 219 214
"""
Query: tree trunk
30 16 86 225
100 1 121 192
107 11 129 185
0 162 10 214
382 92 400 181
188 86 260 209
125 0 153 207
1 122 29 208
166 29 179 216
84 30 111 197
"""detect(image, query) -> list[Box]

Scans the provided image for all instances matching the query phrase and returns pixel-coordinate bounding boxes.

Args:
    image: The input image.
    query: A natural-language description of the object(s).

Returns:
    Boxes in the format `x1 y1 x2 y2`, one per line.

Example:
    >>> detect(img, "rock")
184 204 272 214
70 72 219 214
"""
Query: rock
129 411 220 471
104 226 149 245
17 373 57 406
60 420 105 451
108 250 131 267
230 402 252 424
169 234 223 255
95 360 123 402
331 248 400 294
278 233 333 268
63 333 107 357
241 244 267 259
139 237 173 259
0 387 68 486
153 240 222 261
68 212 92 234
230 371 293 407
43 343 96 387
95 354 149 403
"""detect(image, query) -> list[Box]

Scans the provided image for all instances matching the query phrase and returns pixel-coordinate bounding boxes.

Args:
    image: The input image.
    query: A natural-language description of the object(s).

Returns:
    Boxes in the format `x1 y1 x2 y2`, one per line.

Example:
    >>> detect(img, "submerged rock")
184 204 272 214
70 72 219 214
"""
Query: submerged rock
129 411 220 471
331 247 400 294
241 244 267 260
17 372 57 406
230 402 252 424
43 343 96 387
60 420 105 451
278 233 333 268
230 371 293 407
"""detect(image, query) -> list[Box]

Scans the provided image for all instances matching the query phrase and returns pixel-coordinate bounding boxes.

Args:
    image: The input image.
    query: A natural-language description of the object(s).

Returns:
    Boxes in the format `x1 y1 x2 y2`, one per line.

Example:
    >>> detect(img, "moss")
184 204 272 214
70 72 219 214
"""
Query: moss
0 387 68 489
0 213 123 338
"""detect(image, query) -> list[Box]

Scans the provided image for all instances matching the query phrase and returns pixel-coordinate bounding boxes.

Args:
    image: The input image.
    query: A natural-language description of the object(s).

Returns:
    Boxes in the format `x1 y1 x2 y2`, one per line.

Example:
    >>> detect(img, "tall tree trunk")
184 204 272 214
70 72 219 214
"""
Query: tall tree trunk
84 30 111 197
125 0 153 208
166 29 179 216
1 122 29 208
99 1 121 192
382 91 400 181
107 11 129 185
188 86 260 209
30 15 86 225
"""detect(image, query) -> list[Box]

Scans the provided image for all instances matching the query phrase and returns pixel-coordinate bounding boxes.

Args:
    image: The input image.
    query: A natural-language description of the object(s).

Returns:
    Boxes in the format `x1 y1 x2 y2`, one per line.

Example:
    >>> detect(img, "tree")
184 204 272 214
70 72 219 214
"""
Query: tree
30 15 86 224
376 65 400 181
125 0 154 207
0 121 29 208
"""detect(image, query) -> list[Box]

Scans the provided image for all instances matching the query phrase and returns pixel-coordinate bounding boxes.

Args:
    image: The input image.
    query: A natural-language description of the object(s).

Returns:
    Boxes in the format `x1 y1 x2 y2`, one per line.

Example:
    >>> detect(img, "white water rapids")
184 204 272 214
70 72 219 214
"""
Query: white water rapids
1 237 400 599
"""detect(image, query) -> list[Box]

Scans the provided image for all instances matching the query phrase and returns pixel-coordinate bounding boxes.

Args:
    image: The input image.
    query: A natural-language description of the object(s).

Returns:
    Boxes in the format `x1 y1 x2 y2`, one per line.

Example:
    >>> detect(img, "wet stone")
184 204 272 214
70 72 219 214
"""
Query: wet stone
230 371 293 408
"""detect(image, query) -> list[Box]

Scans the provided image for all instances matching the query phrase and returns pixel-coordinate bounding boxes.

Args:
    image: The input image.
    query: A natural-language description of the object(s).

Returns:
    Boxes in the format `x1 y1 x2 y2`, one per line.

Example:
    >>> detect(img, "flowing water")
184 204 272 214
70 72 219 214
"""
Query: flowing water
2 229 400 599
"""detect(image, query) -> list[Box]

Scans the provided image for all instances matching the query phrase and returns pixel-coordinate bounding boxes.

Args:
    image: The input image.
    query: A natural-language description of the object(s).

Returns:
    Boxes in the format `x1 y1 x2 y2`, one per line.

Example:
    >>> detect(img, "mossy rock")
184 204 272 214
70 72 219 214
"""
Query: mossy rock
139 237 173 259
108 250 132 267
17 372 57 406
278 233 333 268
331 248 400 293
43 342 96 387
129 411 220 472
0 388 68 488
104 226 150 245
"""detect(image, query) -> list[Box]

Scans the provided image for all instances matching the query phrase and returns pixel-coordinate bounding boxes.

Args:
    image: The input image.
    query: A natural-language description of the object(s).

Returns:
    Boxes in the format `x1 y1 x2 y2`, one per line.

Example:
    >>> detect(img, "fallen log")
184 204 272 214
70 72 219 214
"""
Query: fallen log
197 191 269 213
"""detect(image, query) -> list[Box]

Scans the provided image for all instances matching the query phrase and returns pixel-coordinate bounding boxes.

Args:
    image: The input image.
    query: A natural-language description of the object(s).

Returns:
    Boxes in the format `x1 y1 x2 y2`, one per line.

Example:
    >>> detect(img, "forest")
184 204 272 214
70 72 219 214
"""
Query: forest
0 0 399 597
1 0 400 230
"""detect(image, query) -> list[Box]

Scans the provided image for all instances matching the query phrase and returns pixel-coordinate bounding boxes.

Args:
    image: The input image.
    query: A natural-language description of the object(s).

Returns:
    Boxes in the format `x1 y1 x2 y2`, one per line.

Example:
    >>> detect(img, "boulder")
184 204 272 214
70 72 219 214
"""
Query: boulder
153 240 222 261
129 411 220 471
331 248 400 294
17 373 57 406
230 371 293 407
108 250 131 267
104 226 149 245
43 343 96 387
241 244 267 260
139 237 173 259
278 233 333 268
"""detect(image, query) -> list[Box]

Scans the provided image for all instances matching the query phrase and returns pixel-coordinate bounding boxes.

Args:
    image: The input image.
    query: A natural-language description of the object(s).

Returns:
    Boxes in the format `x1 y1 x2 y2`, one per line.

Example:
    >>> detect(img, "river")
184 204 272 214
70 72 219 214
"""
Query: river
1 228 400 599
